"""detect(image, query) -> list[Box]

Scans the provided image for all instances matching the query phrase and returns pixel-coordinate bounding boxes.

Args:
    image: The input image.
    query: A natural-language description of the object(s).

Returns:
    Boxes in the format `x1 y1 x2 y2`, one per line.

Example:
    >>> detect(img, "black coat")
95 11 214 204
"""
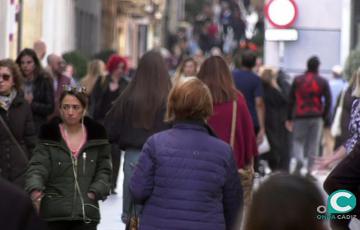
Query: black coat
0 178 47 230
31 72 55 132
263 82 291 170
90 76 128 124
105 101 169 150
0 93 37 187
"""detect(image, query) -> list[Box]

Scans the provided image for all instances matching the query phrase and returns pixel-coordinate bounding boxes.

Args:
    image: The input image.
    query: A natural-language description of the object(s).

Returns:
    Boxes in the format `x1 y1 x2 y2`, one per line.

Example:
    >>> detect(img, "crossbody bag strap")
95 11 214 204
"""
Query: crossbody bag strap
0 114 28 162
339 89 346 108
230 100 237 149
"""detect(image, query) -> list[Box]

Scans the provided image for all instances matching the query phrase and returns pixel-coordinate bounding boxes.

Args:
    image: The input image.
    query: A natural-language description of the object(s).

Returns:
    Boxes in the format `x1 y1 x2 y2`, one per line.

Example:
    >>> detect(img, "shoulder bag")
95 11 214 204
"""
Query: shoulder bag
230 100 254 207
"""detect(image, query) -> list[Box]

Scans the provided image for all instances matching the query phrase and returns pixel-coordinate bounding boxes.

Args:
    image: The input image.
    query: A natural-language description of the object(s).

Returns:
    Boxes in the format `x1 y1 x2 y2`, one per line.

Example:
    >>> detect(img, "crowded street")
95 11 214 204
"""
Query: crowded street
1 0 360 229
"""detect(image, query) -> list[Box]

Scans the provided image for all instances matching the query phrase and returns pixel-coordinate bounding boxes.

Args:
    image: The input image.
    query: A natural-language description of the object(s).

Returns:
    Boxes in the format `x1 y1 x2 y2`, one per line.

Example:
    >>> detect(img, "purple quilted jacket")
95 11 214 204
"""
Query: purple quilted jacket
130 122 243 230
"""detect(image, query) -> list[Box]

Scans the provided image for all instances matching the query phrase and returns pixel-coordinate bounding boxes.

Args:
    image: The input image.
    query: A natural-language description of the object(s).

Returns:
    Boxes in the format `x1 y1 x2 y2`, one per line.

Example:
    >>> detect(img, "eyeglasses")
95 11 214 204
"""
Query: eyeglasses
0 74 11 81
61 104 82 111
63 85 87 94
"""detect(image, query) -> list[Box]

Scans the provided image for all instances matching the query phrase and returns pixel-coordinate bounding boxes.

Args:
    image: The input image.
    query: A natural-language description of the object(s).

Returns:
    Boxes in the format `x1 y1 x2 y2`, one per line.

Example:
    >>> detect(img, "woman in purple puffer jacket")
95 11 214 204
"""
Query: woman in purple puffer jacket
130 77 243 230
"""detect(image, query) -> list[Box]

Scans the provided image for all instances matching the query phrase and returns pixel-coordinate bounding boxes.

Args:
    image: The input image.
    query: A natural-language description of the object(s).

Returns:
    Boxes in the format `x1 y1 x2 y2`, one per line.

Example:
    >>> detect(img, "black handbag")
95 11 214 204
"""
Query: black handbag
125 199 139 230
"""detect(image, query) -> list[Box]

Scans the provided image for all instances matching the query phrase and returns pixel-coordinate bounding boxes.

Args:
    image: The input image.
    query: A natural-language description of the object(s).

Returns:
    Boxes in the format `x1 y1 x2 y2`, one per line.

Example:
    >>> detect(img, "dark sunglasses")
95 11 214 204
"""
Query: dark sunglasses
0 74 11 81
63 85 86 94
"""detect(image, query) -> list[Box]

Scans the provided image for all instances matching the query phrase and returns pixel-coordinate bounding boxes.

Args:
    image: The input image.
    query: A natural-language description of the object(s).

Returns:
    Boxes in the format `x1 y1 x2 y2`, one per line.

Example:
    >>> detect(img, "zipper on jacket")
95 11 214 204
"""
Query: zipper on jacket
71 155 78 218
82 152 87 175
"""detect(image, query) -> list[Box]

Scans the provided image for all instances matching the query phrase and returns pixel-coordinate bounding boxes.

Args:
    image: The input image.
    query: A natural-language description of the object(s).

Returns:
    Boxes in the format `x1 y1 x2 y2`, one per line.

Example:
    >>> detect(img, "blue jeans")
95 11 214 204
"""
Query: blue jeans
121 148 142 223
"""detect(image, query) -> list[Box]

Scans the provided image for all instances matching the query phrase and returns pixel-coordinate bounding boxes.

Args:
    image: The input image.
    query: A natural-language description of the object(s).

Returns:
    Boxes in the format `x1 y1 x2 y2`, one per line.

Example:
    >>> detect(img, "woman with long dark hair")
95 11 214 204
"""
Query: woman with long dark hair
16 48 54 133
197 55 257 205
104 50 172 225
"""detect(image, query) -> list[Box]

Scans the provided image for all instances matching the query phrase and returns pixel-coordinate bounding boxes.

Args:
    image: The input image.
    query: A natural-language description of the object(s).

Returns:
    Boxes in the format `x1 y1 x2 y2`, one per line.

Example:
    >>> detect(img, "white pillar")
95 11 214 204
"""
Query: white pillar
340 0 351 65
42 0 55 55
0 0 17 59
0 0 9 58
42 0 75 56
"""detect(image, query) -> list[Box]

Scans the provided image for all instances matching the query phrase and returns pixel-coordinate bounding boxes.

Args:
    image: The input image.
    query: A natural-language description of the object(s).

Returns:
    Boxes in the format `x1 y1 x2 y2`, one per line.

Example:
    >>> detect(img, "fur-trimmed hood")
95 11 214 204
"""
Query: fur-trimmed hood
39 116 108 142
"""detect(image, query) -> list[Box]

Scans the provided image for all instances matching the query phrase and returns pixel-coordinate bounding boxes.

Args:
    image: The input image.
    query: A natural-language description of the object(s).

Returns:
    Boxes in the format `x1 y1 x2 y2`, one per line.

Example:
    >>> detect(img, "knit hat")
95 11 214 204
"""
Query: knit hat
107 54 127 74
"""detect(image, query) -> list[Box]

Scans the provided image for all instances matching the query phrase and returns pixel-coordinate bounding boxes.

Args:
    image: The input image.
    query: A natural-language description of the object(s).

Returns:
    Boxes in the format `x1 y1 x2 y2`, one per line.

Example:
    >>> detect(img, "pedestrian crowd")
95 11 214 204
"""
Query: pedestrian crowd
1 35 360 230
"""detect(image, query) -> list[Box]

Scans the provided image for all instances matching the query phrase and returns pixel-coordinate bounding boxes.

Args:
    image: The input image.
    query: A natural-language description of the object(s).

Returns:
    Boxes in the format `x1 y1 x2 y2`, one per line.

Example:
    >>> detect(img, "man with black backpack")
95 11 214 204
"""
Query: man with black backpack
286 56 332 175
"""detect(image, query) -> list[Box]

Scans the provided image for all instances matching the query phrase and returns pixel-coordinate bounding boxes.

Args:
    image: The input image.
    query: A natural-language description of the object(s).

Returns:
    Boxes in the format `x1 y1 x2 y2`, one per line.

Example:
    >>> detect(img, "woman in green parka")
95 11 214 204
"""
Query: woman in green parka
25 86 112 230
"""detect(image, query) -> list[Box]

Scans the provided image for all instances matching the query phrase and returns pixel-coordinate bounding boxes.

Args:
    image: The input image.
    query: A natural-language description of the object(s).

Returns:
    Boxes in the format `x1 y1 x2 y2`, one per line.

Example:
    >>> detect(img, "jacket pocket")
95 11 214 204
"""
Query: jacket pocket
40 193 71 219
83 193 100 221
44 192 64 199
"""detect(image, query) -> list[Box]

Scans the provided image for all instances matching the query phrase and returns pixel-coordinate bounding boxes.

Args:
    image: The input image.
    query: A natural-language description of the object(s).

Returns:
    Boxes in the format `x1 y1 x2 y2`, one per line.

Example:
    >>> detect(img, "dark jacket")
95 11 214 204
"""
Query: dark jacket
130 122 243 230
0 178 48 230
31 72 55 131
0 93 37 187
287 72 332 126
90 75 128 123
25 117 112 222
262 82 291 170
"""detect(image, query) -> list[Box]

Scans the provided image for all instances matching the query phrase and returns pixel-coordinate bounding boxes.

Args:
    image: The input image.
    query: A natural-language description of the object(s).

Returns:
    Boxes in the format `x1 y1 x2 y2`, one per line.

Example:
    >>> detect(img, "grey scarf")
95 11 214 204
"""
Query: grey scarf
0 89 17 111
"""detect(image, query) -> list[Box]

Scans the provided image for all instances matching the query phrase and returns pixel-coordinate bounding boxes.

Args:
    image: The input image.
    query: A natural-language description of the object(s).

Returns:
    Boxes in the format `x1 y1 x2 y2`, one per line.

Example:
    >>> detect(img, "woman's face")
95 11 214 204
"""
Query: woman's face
60 95 85 125
111 62 125 79
0 67 15 96
99 62 106 76
20 55 36 77
183 61 197 77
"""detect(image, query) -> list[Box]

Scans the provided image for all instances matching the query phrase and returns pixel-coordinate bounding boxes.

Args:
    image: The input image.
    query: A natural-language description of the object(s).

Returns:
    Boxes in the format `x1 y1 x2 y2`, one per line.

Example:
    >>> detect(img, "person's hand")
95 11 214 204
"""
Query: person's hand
314 146 347 170
30 190 43 214
256 129 265 145
285 120 293 132
25 94 33 104
87 192 96 200
314 156 334 170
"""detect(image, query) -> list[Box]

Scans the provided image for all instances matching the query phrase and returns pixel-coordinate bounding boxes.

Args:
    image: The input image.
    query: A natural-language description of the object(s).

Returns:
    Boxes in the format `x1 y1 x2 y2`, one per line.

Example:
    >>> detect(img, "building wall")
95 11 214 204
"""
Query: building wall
22 0 43 49
101 0 117 50
264 0 345 77
0 0 19 59
42 0 76 56
351 0 360 50
75 0 101 57
1 0 77 59
0 0 9 58
167 0 185 33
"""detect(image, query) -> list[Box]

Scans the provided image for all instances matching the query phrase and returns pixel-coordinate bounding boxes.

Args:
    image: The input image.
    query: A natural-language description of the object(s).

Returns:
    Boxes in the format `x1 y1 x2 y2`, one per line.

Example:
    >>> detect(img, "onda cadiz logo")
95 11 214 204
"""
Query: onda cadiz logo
317 190 357 220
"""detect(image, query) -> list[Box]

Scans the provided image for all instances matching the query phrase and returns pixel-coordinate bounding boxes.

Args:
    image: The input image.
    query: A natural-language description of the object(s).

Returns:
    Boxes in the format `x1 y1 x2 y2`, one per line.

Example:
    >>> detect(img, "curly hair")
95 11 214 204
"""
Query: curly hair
0 59 23 91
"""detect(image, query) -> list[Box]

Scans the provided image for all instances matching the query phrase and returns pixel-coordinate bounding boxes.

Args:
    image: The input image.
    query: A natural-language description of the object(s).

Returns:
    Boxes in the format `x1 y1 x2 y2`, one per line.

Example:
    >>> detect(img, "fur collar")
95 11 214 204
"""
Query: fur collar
39 116 107 141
